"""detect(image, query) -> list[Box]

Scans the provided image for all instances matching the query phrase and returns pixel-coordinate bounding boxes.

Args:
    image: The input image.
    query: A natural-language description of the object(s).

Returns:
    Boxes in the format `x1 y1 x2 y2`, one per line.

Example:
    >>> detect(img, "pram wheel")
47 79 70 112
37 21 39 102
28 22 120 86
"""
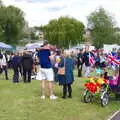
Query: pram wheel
83 90 93 103
100 92 109 107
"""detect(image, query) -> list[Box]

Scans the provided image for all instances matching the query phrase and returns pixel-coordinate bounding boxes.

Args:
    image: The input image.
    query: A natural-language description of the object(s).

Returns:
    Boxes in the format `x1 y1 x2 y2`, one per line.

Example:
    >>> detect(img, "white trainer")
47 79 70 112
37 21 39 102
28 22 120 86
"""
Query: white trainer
40 95 45 99
50 95 58 100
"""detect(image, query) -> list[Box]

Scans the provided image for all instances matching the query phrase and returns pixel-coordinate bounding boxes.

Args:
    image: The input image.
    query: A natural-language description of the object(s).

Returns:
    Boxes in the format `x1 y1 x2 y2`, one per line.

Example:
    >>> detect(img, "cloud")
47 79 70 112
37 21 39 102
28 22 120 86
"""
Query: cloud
13 0 54 3
3 0 120 27
46 5 67 12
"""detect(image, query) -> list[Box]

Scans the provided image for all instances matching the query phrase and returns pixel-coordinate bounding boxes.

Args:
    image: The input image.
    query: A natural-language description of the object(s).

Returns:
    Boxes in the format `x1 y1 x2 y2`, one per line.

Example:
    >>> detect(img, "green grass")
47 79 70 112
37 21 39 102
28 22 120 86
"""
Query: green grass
0 70 120 120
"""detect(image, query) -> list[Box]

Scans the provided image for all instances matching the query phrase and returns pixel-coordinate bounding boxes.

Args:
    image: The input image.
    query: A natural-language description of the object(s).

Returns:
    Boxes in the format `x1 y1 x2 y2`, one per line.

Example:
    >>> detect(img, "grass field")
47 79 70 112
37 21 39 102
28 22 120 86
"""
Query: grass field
0 70 120 120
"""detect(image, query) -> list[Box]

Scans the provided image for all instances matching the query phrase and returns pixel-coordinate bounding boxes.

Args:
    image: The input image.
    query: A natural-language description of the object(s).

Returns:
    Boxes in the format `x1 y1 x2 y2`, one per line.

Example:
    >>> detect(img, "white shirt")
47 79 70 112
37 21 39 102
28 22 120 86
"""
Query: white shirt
0 54 7 66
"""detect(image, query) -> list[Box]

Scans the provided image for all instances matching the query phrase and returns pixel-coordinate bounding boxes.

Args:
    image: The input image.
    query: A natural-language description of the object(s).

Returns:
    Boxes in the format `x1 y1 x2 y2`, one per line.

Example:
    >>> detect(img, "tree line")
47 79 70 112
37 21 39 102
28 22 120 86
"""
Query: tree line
41 17 85 48
0 0 120 48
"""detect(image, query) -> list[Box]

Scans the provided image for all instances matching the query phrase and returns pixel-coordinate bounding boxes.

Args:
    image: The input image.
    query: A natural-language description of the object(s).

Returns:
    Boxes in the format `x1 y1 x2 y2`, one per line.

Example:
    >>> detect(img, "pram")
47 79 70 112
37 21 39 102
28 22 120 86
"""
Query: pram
83 67 120 107
83 77 109 107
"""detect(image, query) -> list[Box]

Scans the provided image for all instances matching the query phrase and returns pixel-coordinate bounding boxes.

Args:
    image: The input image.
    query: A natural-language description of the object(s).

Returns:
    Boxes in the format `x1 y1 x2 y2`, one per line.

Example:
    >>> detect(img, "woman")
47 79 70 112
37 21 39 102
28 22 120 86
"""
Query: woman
58 50 74 99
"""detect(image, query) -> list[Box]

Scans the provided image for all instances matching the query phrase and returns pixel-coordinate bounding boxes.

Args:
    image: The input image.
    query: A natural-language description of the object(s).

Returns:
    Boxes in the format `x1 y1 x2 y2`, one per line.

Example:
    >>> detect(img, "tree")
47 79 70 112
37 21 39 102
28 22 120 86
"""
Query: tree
42 16 84 48
87 7 116 48
114 27 120 45
0 5 25 45
0 0 3 6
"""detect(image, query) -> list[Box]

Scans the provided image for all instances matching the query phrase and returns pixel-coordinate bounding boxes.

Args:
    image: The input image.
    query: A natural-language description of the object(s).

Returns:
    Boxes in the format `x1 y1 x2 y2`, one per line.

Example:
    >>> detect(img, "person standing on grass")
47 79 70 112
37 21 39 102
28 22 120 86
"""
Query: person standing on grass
58 50 74 99
77 49 83 77
83 45 95 77
0 52 3 74
21 51 33 83
18 52 23 78
0 52 9 80
11 52 21 83
36 41 57 100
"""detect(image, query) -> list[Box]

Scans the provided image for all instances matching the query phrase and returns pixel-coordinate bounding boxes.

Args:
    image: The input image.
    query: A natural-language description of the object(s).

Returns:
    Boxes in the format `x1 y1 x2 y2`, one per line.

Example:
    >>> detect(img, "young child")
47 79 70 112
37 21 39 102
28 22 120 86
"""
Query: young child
109 69 119 86
94 65 104 78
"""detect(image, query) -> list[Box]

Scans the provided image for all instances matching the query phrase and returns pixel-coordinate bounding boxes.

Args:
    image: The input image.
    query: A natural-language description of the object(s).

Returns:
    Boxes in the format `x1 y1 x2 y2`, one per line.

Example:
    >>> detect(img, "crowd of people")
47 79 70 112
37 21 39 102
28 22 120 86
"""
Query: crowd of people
0 41 120 100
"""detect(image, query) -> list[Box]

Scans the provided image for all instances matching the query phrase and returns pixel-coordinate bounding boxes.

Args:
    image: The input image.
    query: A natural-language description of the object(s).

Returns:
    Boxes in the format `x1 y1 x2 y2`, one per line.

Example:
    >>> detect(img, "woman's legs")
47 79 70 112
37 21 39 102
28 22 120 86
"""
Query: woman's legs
62 84 67 98
67 84 72 98
62 84 72 98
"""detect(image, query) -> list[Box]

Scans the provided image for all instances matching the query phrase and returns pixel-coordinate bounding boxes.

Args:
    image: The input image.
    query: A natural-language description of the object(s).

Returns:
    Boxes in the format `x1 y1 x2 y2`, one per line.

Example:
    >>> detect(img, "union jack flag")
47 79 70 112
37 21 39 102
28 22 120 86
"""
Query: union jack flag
89 52 95 65
107 53 120 69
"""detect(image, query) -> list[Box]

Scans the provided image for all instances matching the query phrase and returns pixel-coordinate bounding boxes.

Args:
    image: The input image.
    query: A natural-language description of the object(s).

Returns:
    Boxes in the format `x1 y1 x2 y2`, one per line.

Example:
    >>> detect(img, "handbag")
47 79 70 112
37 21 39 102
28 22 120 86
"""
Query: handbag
58 59 65 75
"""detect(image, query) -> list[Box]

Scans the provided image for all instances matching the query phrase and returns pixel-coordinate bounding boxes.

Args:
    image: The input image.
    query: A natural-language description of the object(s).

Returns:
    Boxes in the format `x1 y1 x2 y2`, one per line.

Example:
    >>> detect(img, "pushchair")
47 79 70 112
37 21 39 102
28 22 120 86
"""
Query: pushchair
83 77 110 107
83 68 120 107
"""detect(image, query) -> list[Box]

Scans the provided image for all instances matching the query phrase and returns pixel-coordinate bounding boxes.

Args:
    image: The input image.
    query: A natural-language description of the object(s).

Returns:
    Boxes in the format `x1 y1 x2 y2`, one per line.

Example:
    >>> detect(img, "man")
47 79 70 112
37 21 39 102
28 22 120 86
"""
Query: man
0 52 9 80
83 45 95 77
77 49 83 77
21 51 33 83
36 41 57 100
11 52 21 83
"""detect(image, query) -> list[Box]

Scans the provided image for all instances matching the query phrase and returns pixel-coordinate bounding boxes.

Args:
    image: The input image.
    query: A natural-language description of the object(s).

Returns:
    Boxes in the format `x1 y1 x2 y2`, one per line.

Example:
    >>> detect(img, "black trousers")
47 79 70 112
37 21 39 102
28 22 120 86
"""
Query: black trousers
2 66 9 80
13 67 19 83
53 67 58 82
23 69 32 83
78 64 83 77
63 84 72 97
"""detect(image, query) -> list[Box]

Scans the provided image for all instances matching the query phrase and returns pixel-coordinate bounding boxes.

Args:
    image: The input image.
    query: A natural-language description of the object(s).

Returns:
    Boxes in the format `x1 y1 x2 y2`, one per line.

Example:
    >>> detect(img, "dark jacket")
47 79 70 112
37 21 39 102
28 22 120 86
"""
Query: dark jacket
83 52 94 66
77 53 83 67
21 54 33 70
11 55 21 68
95 55 100 66
58 57 74 85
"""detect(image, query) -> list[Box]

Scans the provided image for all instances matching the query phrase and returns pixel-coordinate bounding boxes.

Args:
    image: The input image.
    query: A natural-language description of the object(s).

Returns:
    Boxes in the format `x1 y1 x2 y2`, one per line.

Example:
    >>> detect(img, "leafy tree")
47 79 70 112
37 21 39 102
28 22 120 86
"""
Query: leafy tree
42 16 84 48
0 0 3 6
87 7 116 48
0 5 25 45
113 27 120 45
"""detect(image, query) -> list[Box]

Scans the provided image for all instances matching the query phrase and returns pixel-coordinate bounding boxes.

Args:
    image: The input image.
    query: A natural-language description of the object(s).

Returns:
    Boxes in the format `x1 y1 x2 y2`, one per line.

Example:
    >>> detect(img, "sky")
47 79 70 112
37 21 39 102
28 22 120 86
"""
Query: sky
3 0 120 27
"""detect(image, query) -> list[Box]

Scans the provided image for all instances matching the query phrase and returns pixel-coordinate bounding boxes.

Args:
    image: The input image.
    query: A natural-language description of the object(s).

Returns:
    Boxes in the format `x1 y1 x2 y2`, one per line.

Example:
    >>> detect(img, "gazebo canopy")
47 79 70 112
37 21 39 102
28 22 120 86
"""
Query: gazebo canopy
0 42 12 49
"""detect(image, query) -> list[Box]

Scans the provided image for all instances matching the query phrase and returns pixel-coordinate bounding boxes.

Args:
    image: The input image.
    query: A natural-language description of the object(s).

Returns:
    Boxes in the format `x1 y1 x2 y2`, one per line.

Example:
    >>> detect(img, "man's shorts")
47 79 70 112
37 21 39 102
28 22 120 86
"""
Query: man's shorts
36 68 54 81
